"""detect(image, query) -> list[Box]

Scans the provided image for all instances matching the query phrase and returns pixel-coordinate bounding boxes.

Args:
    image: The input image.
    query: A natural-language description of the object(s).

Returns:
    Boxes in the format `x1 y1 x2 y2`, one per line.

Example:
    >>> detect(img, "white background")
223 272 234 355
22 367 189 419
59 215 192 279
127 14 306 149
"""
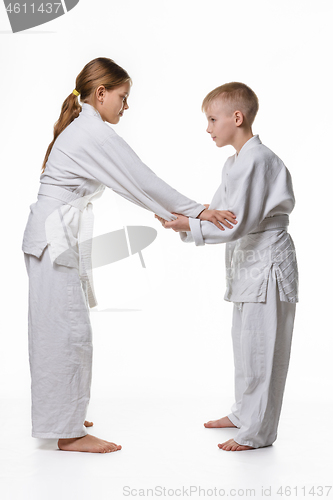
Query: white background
1 1 332 499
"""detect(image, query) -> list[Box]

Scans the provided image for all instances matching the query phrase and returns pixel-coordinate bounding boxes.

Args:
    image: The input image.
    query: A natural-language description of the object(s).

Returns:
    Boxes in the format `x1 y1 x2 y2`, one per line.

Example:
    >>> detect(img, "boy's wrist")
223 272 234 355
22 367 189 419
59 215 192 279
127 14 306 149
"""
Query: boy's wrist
197 208 206 218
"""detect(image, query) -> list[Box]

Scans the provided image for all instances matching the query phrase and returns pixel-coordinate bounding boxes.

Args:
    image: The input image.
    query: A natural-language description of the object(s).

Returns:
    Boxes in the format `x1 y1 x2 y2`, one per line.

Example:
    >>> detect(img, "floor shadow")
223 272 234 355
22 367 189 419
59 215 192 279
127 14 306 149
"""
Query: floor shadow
90 308 142 313
34 439 58 451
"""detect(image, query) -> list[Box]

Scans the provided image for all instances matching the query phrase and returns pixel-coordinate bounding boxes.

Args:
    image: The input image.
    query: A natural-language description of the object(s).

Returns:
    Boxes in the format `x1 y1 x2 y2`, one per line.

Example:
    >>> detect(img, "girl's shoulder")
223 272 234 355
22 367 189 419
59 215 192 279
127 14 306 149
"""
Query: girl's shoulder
58 110 116 149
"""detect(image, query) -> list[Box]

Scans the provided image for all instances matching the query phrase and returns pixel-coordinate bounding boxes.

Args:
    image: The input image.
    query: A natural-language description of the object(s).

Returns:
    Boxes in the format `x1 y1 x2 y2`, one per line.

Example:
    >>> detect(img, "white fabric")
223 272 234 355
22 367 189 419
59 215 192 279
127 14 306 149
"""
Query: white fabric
22 102 206 261
22 103 206 307
180 135 298 303
42 184 105 307
227 266 296 448
22 102 207 438
24 245 91 439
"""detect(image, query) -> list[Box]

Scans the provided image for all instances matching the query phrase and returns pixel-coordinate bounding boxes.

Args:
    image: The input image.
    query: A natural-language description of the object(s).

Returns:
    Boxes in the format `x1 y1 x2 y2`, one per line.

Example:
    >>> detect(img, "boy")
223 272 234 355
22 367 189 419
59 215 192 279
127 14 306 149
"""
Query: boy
155 82 298 451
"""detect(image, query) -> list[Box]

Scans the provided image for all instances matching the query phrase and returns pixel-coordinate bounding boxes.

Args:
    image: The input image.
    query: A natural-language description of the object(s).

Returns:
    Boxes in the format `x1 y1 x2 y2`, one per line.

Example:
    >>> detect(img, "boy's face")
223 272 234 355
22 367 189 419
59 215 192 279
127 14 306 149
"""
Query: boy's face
205 99 237 148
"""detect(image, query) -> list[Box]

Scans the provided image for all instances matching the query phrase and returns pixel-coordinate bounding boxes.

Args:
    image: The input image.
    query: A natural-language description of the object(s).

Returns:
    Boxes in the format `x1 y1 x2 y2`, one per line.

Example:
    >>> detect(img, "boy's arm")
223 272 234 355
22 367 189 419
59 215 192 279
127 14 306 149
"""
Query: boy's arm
155 210 237 242
166 155 290 245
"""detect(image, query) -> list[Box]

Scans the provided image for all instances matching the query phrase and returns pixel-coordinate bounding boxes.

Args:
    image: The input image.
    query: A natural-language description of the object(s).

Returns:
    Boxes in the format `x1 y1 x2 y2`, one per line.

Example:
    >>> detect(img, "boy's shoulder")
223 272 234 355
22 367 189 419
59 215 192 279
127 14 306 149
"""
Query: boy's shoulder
234 136 286 170
245 136 282 159
254 142 284 164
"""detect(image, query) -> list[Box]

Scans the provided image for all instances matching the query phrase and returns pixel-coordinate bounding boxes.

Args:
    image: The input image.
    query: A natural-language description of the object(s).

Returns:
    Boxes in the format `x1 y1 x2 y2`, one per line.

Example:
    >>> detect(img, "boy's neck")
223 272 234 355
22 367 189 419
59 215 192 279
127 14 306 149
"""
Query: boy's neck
233 129 254 155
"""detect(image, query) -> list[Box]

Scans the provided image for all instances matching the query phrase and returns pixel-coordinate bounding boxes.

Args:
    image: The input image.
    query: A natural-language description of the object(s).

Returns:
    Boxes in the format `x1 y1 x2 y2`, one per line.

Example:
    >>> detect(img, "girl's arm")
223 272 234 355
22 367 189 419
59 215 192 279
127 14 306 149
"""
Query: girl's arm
88 133 235 230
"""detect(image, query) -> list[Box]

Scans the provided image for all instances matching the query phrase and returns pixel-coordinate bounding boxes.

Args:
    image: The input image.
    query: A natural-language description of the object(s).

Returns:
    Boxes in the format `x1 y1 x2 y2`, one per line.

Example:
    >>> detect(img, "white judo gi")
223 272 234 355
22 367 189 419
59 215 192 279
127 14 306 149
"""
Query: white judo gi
180 135 298 448
22 102 207 439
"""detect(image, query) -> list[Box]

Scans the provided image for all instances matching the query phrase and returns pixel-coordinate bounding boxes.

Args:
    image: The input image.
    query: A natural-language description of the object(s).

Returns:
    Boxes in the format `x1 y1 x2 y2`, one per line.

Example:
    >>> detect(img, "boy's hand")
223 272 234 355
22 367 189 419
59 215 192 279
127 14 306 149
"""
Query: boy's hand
198 209 237 231
154 213 190 232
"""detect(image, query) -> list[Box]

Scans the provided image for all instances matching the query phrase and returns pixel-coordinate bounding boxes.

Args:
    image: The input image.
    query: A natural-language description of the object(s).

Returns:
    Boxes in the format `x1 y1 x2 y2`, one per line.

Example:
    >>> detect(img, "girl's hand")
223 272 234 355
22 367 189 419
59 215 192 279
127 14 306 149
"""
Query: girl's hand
198 209 237 231
155 214 167 227
154 213 190 232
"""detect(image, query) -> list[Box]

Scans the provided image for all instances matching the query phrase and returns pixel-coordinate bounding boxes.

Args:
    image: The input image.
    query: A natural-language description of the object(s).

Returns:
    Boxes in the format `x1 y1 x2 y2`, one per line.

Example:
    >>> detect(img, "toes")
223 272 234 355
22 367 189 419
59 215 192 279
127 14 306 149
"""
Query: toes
108 446 121 452
103 441 121 448
99 439 122 452
218 439 255 452
218 439 234 451
107 443 121 452
101 446 113 453
233 440 254 451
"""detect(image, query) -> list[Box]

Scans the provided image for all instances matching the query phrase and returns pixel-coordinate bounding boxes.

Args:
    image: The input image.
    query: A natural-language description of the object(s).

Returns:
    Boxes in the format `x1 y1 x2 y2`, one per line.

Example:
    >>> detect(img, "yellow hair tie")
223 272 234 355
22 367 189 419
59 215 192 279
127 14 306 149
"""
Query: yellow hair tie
72 89 80 96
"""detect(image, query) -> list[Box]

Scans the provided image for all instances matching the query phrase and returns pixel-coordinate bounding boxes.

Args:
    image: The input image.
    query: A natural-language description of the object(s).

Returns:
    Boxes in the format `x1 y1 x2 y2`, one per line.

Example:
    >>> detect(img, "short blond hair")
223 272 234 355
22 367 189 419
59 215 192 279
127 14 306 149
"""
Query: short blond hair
202 82 259 126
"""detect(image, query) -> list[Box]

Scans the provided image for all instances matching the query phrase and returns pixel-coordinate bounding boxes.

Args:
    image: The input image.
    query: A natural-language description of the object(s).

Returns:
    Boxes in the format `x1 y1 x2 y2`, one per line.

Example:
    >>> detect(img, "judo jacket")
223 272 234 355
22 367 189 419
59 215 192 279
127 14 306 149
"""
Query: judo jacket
180 135 299 304
22 102 206 307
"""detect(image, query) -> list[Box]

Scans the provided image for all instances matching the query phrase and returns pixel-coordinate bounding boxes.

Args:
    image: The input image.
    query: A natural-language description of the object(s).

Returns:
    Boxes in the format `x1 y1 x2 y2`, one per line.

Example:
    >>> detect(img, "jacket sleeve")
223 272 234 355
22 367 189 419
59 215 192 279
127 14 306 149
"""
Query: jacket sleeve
92 134 206 222
185 152 293 246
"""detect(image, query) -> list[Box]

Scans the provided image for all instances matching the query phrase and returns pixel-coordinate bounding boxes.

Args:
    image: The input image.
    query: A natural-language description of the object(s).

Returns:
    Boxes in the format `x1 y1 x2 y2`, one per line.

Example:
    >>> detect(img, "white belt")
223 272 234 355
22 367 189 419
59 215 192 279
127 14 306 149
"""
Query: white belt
248 214 289 234
225 214 290 278
38 183 105 308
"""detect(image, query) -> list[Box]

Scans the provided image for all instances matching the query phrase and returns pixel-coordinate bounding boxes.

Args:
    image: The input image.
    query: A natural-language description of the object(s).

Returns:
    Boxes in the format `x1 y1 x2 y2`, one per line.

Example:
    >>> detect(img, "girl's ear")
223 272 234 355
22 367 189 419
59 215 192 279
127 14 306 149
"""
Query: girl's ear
96 85 106 100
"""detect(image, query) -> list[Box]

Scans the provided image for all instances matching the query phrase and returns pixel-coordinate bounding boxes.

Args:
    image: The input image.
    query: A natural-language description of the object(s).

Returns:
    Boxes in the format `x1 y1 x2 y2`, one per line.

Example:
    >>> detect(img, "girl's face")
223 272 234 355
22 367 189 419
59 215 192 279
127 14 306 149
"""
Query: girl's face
99 82 130 124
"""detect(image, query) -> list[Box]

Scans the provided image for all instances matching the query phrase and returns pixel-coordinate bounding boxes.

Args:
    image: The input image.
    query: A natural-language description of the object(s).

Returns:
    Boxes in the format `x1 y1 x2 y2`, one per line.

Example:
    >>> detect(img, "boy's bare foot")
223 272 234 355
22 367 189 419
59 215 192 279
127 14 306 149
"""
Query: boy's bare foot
58 434 122 453
218 438 254 451
204 416 237 428
84 420 93 427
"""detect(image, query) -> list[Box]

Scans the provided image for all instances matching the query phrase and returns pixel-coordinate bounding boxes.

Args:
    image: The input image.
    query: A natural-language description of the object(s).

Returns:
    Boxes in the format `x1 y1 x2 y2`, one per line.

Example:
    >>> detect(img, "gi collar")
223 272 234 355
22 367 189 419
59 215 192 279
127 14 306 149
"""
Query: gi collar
81 102 104 121
235 134 262 158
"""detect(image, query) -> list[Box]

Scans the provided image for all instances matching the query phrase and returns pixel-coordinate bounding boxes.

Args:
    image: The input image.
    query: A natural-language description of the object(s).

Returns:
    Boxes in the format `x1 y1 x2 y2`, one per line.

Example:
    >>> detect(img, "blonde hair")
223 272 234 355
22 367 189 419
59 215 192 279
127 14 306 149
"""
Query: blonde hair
41 57 132 173
202 82 259 126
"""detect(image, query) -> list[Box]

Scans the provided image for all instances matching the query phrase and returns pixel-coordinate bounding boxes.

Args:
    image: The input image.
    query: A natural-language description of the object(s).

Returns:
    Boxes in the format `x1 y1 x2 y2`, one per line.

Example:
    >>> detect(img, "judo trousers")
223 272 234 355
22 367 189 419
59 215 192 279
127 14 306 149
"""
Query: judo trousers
227 266 296 448
24 244 92 439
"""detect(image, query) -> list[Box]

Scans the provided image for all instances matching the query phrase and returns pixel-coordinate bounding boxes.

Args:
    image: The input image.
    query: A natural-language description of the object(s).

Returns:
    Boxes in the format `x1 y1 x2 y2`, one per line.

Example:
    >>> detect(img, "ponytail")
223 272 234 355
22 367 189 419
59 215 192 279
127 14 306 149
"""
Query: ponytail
41 92 81 173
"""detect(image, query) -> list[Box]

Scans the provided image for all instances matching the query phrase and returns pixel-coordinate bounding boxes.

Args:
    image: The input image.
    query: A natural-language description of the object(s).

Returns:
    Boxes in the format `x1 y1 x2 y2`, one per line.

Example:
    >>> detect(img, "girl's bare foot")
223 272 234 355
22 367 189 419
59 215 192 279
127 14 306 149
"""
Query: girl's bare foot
58 434 122 453
204 416 237 428
84 420 93 427
218 438 254 451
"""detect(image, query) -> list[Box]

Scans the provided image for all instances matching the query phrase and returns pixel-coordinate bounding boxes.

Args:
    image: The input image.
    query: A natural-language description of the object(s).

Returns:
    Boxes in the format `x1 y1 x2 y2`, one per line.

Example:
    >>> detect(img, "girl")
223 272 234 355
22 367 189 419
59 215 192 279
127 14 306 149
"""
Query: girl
22 57 237 454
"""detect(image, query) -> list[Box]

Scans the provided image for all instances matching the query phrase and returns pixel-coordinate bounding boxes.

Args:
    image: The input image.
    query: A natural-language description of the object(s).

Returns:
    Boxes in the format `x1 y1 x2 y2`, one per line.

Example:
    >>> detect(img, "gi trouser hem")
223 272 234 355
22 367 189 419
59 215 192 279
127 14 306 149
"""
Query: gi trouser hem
32 428 88 439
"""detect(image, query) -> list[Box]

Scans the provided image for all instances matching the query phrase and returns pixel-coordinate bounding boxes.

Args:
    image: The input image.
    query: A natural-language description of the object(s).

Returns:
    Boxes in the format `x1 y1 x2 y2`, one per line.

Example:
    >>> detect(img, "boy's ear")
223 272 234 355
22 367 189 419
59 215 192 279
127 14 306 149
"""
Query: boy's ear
234 110 244 127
